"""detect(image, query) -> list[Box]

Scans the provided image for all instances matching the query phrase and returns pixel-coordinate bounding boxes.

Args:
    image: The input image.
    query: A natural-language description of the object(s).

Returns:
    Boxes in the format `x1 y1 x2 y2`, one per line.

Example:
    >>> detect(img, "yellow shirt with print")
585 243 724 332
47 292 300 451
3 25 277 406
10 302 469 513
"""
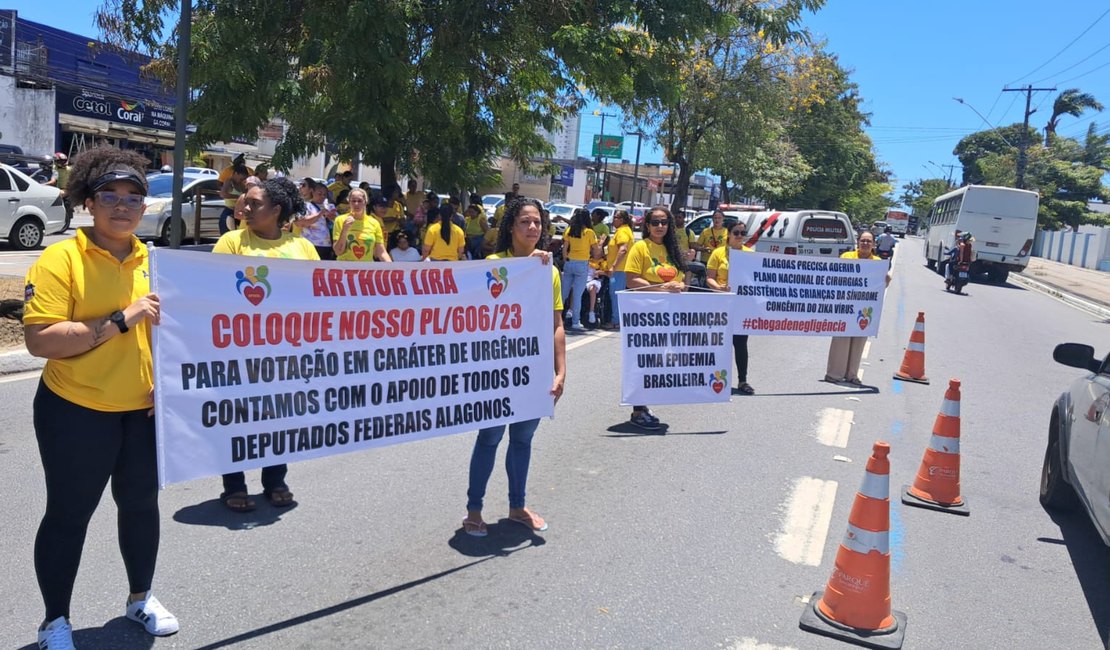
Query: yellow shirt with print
23 229 152 411
564 228 597 261
624 239 686 284
213 229 321 260
607 225 634 272
332 214 385 262
706 244 752 286
487 250 563 312
697 226 728 262
424 222 467 260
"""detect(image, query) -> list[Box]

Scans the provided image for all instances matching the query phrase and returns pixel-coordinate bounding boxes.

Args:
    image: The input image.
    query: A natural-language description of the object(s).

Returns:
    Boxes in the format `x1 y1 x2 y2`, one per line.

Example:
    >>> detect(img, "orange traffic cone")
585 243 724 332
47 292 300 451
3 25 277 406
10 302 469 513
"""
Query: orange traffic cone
800 441 907 649
902 379 969 516
892 312 929 384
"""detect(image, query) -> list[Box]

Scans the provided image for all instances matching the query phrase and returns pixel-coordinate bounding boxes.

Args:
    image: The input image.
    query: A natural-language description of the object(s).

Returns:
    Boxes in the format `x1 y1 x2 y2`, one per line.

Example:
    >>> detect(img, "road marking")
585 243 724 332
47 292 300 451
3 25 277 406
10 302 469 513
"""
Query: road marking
0 370 41 384
814 407 853 448
775 477 838 566
729 638 799 650
862 340 871 360
566 330 614 351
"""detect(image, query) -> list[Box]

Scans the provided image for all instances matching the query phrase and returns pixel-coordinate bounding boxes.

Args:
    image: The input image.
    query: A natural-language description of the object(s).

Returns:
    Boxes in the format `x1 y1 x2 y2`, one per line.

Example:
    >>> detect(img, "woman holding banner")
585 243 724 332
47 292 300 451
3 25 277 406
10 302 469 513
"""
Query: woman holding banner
463 197 567 536
623 206 688 430
705 223 756 395
213 176 319 511
24 146 178 648
825 231 891 385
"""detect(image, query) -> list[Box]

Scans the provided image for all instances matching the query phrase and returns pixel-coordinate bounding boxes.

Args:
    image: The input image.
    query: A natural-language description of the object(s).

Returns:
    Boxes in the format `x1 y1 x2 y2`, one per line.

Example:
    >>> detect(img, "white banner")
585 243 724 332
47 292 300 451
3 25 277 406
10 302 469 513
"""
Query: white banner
618 291 733 406
729 251 887 337
151 250 554 486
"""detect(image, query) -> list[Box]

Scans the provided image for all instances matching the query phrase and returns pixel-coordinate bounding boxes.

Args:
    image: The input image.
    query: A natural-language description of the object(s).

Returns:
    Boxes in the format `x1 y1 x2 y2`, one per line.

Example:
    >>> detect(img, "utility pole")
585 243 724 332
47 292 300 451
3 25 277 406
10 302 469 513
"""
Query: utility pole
1002 84 1055 189
626 130 644 205
168 0 191 248
594 109 617 201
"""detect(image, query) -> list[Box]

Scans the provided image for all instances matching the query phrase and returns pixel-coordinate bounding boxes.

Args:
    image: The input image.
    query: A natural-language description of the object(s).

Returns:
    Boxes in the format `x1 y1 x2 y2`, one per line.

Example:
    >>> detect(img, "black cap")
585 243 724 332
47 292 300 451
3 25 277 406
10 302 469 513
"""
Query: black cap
90 168 148 196
372 195 390 208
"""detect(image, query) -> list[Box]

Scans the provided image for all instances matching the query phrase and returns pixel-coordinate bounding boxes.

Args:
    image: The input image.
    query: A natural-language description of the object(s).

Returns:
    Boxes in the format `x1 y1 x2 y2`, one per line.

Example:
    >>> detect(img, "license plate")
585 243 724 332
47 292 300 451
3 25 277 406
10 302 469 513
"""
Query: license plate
958 271 968 279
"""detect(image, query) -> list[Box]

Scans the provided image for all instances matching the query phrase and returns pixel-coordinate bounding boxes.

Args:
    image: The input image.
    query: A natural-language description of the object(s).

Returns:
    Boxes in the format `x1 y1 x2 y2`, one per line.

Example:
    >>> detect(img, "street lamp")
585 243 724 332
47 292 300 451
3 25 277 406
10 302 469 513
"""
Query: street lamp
594 109 617 200
953 98 1016 148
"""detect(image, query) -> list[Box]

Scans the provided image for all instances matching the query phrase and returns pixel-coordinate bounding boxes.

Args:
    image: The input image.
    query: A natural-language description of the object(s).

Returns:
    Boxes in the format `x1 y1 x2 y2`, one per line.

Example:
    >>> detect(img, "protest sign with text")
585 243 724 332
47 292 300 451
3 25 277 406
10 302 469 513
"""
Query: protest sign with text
151 250 554 486
618 291 733 405
729 250 887 337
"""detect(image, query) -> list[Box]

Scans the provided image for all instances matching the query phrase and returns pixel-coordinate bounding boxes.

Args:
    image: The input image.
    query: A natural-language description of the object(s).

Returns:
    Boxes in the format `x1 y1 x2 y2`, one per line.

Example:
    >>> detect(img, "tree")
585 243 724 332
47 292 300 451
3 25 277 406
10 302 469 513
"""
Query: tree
1044 88 1103 145
899 178 950 221
952 123 1032 185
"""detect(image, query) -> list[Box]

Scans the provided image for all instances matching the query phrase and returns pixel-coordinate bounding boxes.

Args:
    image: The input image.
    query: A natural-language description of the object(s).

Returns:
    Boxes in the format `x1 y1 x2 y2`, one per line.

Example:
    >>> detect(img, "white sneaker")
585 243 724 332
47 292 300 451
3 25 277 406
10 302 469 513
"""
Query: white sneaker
587 311 597 324
570 323 586 331
126 594 179 636
37 616 75 650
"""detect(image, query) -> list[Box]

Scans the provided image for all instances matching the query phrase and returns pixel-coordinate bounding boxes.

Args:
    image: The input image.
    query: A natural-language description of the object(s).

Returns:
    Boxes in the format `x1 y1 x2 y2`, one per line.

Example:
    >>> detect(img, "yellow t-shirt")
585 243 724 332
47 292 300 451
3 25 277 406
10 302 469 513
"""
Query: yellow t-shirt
213 229 321 260
564 228 598 261
382 201 404 234
624 239 685 284
424 222 467 260
403 191 423 215
493 204 507 227
217 164 253 183
332 213 385 262
841 250 877 260
606 225 634 272
487 250 563 312
464 213 487 237
697 226 728 261
706 244 752 286
592 223 611 241
675 227 691 253
23 229 152 411
481 227 500 254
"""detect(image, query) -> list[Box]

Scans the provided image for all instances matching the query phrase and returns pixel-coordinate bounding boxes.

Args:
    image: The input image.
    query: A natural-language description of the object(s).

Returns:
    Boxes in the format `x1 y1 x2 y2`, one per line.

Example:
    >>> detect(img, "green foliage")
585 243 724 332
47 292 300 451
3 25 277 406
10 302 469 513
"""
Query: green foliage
899 178 950 219
1045 88 1103 144
952 123 1032 185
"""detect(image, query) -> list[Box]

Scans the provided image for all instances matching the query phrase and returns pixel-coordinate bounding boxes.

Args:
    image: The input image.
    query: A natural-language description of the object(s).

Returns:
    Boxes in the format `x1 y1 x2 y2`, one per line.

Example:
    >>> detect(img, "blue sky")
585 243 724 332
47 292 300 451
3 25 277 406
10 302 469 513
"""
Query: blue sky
15 1 1109 202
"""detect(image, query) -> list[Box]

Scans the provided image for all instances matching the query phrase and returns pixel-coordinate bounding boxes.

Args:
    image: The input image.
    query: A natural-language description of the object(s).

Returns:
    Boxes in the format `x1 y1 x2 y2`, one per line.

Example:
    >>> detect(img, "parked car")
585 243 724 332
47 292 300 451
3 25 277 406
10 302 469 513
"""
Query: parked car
0 163 67 249
134 172 226 244
686 211 745 239
183 166 219 176
1041 342 1110 546
749 210 856 257
481 194 505 219
546 203 579 235
585 200 616 212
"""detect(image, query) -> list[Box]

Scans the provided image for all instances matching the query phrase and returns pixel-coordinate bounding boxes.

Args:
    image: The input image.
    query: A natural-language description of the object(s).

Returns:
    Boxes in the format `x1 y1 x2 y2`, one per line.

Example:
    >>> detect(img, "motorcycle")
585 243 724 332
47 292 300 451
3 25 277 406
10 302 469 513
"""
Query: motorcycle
945 259 970 294
877 248 893 261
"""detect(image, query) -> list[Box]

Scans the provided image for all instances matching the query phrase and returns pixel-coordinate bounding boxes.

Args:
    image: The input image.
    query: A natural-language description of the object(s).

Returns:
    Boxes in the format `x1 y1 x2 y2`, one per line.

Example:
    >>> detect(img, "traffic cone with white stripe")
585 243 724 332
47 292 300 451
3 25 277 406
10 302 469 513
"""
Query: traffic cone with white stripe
800 441 907 649
892 312 929 384
902 379 969 516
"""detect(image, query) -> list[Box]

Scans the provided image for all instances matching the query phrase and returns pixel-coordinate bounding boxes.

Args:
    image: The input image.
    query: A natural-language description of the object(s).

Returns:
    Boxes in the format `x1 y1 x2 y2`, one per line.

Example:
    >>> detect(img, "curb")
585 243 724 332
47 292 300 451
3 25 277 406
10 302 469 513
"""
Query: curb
0 349 44 376
1009 272 1110 320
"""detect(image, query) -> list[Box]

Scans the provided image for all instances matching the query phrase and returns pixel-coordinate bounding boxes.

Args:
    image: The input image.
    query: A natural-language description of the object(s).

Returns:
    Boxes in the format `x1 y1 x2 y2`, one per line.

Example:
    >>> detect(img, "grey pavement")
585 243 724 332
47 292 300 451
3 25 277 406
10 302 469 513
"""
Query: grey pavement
1011 256 1110 319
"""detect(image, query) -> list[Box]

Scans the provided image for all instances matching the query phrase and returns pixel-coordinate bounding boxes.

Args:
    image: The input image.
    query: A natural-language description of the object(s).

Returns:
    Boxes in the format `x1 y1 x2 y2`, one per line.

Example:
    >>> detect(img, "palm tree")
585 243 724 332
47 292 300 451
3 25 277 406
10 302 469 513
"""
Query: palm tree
1045 88 1104 145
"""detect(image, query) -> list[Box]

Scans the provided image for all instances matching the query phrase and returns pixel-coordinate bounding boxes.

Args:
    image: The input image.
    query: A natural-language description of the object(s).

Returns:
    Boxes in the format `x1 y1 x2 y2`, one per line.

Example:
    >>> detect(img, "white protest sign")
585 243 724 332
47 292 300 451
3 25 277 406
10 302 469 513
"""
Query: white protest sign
729 251 887 337
618 291 733 406
151 250 553 486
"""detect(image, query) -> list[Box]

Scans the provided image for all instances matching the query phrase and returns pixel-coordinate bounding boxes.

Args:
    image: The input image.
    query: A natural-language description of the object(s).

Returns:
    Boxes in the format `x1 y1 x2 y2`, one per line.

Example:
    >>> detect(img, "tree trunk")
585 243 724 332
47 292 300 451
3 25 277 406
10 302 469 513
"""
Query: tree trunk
670 158 691 213
720 175 731 205
379 153 398 193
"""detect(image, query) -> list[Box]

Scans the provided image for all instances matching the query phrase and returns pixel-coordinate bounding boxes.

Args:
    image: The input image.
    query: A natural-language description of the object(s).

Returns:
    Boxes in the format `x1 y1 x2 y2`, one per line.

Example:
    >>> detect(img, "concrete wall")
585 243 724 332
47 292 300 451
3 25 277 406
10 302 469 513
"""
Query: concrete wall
1035 226 1110 270
0 76 55 155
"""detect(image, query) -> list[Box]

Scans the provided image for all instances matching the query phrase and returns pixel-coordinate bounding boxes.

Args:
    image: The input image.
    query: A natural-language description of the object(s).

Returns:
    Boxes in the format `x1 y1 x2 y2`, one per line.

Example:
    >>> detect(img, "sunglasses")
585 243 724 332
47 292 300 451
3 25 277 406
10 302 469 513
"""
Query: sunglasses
731 230 747 237
648 219 669 227
95 191 144 210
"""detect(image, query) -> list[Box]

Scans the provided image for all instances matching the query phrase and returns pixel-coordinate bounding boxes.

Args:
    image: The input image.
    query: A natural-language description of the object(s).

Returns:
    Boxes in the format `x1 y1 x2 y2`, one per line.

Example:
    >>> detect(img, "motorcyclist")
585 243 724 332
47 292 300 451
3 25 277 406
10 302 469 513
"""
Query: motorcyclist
876 226 896 259
945 232 974 287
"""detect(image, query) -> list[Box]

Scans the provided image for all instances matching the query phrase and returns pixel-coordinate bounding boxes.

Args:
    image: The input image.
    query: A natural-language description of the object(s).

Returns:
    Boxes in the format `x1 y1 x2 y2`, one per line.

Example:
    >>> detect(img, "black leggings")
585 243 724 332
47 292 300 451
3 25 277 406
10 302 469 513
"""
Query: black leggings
733 334 749 383
33 381 160 621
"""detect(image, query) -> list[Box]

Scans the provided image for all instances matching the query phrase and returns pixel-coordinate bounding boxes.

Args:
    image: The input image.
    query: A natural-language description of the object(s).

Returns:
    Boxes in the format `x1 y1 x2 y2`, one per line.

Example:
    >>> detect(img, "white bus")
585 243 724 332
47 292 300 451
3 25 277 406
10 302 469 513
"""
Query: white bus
923 185 1039 284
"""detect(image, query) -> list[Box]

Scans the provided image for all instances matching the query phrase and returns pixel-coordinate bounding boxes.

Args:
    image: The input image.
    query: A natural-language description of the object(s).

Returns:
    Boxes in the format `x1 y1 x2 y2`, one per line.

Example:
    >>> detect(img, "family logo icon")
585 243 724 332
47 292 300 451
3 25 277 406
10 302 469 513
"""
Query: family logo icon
710 369 728 393
856 307 873 330
235 265 272 306
486 267 509 298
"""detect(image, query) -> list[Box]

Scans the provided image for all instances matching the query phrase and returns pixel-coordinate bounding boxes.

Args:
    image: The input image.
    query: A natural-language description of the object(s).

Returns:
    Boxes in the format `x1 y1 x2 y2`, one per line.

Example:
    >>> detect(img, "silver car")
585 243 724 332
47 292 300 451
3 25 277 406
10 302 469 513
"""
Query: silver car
134 173 226 244
0 163 66 249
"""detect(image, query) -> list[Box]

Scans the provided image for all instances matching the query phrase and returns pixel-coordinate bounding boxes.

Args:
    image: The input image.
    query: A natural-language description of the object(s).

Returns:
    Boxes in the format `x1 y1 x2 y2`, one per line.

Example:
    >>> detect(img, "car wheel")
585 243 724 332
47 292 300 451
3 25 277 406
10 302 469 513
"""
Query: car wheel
10 217 43 250
159 217 188 246
1040 421 1078 511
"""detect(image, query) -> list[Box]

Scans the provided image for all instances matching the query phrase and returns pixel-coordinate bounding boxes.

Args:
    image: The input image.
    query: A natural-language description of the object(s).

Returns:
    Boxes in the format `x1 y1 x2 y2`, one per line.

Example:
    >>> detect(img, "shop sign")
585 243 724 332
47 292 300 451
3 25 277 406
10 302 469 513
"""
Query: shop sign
56 87 175 132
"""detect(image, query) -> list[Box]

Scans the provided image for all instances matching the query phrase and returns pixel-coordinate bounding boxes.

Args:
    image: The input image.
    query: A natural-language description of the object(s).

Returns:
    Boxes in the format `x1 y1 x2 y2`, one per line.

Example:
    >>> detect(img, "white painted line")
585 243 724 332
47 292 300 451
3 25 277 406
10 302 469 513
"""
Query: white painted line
774 477 838 566
0 370 41 384
729 638 799 650
857 368 865 383
565 330 614 351
862 340 871 360
814 407 853 448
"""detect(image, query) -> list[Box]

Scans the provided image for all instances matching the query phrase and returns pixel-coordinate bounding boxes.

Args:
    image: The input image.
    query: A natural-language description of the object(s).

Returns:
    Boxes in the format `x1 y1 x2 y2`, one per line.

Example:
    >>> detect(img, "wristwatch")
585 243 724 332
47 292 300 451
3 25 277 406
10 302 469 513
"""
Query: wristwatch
110 310 129 334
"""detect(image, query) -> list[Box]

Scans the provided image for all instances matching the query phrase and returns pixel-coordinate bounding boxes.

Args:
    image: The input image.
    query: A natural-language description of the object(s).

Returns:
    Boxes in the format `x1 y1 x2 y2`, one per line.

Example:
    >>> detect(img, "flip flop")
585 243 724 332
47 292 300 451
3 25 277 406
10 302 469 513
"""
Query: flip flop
266 488 295 507
222 491 256 513
738 382 755 395
462 519 488 538
508 510 549 532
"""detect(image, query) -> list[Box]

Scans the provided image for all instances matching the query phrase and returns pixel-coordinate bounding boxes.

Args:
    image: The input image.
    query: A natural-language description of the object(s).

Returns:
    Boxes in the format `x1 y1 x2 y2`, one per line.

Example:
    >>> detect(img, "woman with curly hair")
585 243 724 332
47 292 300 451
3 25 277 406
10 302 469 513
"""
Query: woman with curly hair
23 146 178 648
560 208 600 330
622 205 688 430
462 197 566 536
213 177 319 511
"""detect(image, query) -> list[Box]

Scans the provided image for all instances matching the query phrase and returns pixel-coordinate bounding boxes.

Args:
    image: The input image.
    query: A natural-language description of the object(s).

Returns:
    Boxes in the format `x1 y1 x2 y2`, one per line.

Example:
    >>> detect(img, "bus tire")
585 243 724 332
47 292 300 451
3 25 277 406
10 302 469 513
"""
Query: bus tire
988 267 1009 284
925 241 936 269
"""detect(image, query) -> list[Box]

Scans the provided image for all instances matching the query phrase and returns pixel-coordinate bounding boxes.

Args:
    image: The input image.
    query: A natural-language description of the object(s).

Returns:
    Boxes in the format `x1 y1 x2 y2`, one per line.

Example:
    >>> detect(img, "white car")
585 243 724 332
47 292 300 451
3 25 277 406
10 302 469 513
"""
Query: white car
134 173 227 244
482 194 505 220
546 203 580 235
0 163 66 249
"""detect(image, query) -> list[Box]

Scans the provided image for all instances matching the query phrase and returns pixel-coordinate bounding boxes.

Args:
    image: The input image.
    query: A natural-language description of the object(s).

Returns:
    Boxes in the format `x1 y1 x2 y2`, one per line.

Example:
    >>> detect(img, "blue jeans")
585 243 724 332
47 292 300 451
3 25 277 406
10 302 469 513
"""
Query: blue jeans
561 259 589 324
608 271 627 325
466 419 540 511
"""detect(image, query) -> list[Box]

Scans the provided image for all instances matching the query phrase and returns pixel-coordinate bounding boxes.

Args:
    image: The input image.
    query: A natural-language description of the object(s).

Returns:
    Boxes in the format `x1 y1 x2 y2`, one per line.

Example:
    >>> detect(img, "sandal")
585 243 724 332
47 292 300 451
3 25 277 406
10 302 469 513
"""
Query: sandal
222 491 256 513
737 382 755 395
462 518 488 538
508 508 549 532
266 488 295 507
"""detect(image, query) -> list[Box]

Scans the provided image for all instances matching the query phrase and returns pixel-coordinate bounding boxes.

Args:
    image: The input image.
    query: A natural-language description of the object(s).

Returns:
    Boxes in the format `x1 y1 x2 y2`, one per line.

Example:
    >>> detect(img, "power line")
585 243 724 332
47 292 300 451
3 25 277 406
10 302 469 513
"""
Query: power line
1031 39 1110 85
1007 6 1110 85
1054 57 1110 86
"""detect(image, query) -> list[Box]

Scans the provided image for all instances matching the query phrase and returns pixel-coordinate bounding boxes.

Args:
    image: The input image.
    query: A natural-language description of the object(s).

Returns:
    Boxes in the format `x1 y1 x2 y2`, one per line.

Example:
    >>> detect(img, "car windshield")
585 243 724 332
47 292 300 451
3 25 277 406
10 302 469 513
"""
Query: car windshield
548 205 575 216
482 196 502 206
145 175 181 198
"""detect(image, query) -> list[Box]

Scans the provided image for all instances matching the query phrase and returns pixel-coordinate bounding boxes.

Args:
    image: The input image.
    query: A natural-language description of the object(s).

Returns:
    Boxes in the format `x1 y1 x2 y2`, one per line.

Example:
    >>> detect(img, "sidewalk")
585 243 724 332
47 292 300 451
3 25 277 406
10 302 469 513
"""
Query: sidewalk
1011 256 1110 318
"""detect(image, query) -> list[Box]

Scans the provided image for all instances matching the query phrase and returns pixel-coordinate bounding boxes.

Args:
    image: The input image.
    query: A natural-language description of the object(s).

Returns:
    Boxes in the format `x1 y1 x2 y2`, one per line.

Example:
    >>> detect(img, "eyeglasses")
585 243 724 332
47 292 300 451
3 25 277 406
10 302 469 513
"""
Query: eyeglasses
648 219 668 227
95 191 144 210
731 230 747 237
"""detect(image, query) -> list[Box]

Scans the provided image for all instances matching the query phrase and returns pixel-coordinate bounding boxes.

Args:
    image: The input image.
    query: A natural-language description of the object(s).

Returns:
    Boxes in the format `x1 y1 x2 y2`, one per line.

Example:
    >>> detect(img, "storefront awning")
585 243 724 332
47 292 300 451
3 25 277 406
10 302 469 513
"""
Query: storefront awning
58 114 177 148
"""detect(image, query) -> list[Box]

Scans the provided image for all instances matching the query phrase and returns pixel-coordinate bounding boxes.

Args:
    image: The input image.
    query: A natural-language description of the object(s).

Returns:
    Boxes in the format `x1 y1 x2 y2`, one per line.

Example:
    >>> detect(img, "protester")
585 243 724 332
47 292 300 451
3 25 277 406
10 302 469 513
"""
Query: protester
561 208 600 330
590 208 611 249
382 185 405 235
291 179 336 260
585 251 607 326
23 146 178 648
213 177 320 511
825 231 892 384
463 203 489 260
54 153 73 230
601 210 634 331
388 230 423 261
423 205 466 261
694 209 728 263
623 206 688 429
492 191 513 227
705 222 756 395
403 179 423 217
333 189 392 262
463 197 566 536
218 163 249 234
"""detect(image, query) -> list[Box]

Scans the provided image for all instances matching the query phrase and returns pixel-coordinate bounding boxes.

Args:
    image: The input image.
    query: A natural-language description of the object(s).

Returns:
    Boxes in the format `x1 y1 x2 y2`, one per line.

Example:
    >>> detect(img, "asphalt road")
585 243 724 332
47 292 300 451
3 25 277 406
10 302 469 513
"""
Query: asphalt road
0 237 1107 649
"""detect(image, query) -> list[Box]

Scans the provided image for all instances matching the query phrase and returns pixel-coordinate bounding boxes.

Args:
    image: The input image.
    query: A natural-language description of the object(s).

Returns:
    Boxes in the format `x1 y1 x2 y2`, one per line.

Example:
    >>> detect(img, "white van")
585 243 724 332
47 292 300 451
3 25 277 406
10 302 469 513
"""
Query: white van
748 210 856 258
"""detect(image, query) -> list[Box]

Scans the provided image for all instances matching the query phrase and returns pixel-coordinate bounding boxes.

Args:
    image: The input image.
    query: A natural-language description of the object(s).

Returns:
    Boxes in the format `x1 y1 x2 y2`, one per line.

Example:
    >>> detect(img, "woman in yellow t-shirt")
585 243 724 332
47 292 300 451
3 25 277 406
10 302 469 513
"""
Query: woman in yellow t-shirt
623 206 688 431
602 210 635 331
422 205 466 261
213 177 319 513
560 208 600 330
23 146 178 646
332 189 392 262
462 197 566 537
825 231 892 385
463 203 489 260
706 223 756 395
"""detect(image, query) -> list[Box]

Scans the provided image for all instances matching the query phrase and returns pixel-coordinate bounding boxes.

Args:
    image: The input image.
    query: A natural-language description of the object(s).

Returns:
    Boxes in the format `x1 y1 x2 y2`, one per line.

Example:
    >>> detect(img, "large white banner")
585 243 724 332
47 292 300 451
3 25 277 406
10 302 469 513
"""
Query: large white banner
151 250 554 486
618 291 733 406
729 251 887 337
